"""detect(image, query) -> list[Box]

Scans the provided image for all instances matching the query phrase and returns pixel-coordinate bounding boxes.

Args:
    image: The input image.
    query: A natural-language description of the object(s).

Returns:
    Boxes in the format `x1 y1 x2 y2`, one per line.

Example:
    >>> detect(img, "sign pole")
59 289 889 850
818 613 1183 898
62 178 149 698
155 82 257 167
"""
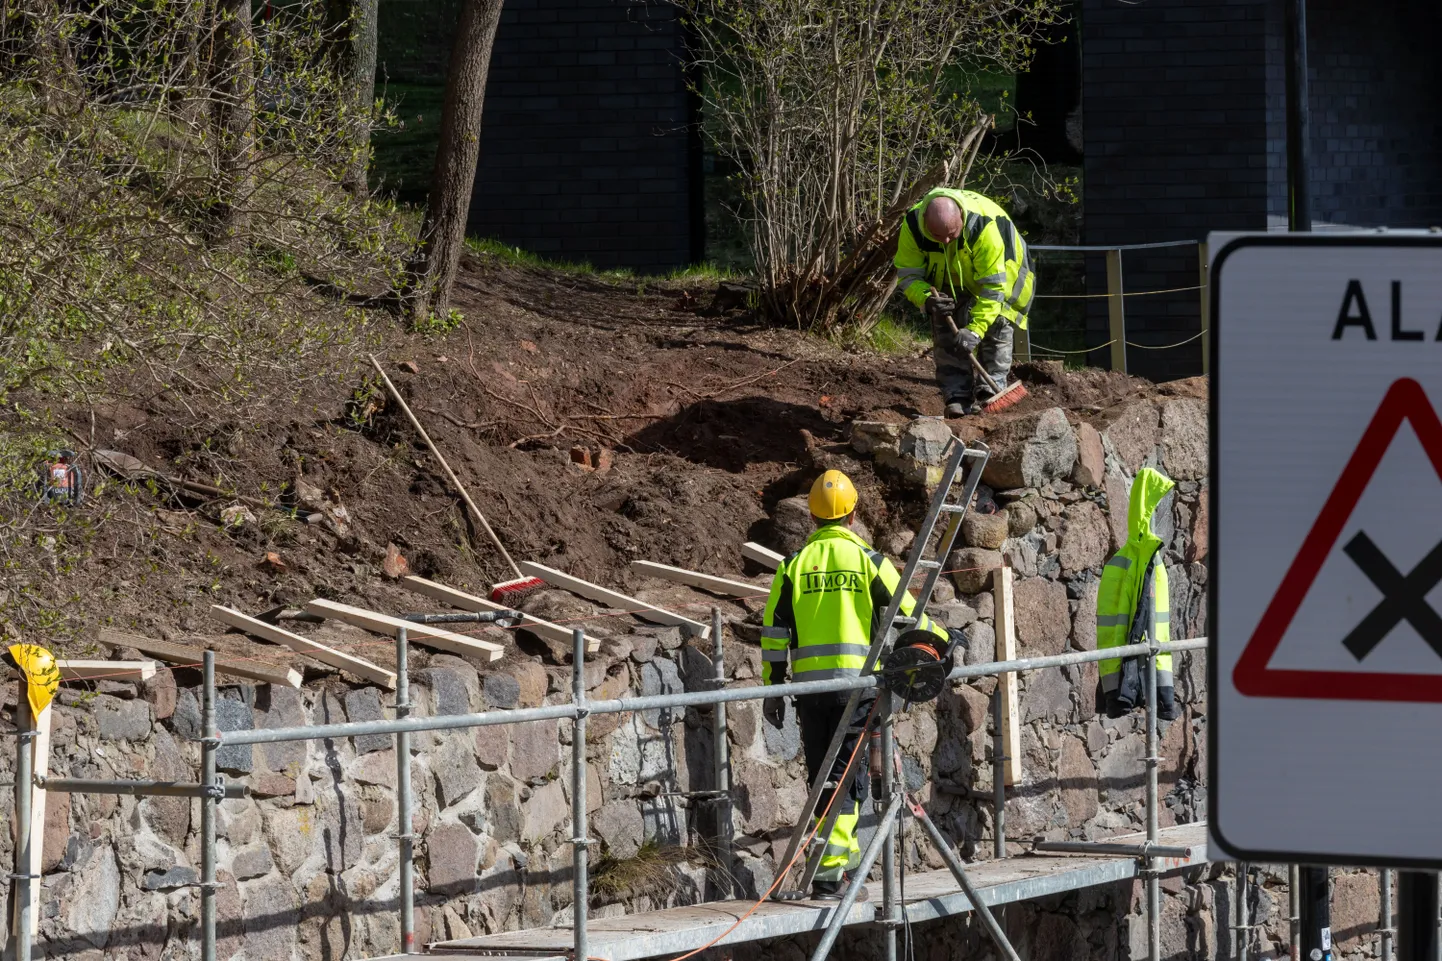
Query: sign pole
1397 873 1438 961
1299 866 1332 961
1284 0 1329 937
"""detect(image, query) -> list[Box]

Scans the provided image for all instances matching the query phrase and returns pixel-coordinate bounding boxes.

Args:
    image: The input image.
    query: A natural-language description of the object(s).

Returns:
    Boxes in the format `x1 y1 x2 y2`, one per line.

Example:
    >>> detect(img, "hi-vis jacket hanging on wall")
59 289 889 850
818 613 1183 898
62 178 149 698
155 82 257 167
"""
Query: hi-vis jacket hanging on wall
1096 467 1178 720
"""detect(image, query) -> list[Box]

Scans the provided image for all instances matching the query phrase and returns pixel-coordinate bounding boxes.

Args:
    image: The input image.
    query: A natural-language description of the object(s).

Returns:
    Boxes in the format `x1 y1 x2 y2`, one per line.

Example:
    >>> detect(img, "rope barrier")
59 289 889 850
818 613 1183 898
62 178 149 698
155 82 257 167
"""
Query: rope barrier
1031 283 1206 301
1025 329 1207 356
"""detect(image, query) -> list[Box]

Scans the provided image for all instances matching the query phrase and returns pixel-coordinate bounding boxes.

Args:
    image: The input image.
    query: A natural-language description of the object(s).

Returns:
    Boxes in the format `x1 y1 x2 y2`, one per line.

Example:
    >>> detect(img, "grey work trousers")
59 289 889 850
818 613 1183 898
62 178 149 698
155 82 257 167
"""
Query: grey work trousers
931 314 1015 404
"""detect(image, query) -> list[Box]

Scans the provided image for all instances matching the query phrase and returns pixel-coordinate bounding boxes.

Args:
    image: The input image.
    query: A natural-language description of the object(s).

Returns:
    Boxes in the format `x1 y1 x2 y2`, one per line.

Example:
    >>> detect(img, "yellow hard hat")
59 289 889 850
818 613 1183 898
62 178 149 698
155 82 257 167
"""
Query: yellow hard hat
808 470 858 520
8 643 58 719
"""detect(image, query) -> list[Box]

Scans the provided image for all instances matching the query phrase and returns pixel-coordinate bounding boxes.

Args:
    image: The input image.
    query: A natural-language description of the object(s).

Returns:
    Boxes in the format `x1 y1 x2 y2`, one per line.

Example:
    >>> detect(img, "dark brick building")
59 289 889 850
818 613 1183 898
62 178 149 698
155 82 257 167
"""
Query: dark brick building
471 0 701 272
1081 0 1442 379
377 0 700 273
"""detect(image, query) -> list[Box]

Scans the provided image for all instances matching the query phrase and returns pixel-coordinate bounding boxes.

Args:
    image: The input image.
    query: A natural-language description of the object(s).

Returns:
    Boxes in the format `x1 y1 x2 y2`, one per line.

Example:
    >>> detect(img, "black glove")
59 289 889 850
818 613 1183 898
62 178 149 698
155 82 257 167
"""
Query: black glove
924 292 956 320
953 326 982 355
763 696 787 730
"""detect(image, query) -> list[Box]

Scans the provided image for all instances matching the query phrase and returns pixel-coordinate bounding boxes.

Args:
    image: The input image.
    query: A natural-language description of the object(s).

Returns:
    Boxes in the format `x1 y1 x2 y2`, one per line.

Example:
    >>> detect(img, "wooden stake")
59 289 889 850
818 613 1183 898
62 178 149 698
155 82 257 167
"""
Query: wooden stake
26 705 49 936
56 660 157 681
992 564 1022 787
99 630 303 688
741 542 785 570
210 605 396 689
518 562 710 637
630 561 767 600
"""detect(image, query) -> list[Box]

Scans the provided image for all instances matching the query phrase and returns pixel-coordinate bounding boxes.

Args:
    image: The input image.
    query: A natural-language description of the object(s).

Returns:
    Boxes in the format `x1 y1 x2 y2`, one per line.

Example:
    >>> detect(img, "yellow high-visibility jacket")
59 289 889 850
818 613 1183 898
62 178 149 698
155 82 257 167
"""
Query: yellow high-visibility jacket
761 525 944 686
1097 467 1177 719
894 187 1035 336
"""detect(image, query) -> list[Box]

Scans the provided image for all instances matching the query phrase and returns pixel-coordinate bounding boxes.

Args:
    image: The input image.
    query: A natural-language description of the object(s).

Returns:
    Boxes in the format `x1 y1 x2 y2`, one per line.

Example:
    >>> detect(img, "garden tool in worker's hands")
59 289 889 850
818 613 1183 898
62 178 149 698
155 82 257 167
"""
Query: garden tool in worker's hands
941 313 1028 414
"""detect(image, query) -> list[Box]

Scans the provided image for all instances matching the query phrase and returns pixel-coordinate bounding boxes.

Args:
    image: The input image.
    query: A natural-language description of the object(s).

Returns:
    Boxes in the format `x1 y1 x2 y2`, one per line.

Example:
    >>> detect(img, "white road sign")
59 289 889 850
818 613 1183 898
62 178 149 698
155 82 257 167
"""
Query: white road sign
1211 232 1442 868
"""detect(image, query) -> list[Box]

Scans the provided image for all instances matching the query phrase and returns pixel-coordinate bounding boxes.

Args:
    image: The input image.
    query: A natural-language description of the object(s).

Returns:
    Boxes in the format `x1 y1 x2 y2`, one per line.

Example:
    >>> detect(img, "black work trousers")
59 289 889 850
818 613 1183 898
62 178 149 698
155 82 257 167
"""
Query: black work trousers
797 693 873 820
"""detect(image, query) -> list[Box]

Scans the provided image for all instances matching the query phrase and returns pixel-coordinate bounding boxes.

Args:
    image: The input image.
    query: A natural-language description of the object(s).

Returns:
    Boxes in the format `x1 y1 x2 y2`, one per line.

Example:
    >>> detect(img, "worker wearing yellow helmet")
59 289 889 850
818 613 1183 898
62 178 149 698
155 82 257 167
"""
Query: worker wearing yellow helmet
760 470 945 900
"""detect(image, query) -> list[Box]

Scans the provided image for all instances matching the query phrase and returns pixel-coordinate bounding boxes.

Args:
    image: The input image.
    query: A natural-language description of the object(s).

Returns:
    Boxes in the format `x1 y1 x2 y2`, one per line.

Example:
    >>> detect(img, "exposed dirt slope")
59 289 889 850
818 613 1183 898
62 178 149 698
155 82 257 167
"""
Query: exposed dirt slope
8 253 1200 651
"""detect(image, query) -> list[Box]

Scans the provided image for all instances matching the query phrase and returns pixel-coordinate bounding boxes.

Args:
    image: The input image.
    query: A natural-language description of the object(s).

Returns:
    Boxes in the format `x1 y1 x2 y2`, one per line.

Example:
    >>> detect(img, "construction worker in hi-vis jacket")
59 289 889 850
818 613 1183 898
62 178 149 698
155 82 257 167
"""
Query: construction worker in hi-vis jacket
760 469 946 900
894 187 1036 418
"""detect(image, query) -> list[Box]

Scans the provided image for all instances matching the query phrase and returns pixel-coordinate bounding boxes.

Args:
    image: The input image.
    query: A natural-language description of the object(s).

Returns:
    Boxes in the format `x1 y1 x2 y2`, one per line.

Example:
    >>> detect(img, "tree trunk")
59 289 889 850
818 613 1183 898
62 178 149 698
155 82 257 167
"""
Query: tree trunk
330 0 379 195
404 0 505 325
175 0 210 129
23 0 80 113
209 0 256 243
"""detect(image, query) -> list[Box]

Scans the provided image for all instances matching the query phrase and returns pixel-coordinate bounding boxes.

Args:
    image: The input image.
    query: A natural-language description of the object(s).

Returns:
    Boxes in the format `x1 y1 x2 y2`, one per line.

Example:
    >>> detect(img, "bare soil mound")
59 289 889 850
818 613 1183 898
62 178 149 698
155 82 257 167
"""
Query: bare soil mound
7 254 1201 648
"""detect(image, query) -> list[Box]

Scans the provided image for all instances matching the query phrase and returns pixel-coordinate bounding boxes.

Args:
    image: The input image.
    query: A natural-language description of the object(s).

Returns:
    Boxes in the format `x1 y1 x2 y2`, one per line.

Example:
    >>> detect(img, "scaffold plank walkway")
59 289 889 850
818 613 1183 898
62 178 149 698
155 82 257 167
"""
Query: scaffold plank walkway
403 822 1208 961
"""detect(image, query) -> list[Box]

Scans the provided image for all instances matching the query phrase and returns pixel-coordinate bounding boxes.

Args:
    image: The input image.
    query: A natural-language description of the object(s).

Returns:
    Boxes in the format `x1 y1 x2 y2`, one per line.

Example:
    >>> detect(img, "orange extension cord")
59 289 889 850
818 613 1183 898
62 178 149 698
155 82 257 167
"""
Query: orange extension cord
658 699 882 961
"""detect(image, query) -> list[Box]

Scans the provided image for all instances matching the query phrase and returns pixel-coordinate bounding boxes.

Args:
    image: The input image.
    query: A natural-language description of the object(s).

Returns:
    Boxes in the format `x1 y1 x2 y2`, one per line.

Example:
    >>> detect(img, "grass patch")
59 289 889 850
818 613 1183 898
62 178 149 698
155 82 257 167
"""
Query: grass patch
590 841 712 905
464 237 738 285
860 311 930 355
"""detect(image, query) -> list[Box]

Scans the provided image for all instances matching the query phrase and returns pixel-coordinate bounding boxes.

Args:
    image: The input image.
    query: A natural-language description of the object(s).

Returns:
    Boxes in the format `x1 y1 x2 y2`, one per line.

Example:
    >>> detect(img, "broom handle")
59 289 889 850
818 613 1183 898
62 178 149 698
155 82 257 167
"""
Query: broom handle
943 314 1005 395
368 355 525 581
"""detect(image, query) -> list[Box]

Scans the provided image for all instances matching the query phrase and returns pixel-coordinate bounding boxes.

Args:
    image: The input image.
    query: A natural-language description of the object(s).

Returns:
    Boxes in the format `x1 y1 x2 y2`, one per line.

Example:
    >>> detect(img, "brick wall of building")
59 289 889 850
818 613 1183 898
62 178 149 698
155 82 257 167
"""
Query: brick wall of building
1082 0 1442 381
469 0 700 271
375 0 699 272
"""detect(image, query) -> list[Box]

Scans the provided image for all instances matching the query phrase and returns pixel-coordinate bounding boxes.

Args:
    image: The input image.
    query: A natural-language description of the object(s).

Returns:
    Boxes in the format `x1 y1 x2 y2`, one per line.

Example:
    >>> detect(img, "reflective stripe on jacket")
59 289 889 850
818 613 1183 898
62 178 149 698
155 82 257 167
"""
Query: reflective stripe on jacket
1097 467 1174 694
760 525 945 685
894 187 1035 336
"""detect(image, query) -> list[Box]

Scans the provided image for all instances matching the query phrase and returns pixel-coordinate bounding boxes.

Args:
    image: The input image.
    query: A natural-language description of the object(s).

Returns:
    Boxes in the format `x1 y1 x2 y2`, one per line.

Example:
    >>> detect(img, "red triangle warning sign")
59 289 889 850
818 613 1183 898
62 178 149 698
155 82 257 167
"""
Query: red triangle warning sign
1234 377 1442 702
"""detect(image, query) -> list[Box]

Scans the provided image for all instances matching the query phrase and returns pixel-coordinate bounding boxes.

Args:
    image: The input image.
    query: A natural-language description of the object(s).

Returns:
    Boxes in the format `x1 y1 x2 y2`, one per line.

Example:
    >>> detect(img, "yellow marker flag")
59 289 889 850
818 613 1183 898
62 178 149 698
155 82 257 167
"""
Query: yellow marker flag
8 644 59 718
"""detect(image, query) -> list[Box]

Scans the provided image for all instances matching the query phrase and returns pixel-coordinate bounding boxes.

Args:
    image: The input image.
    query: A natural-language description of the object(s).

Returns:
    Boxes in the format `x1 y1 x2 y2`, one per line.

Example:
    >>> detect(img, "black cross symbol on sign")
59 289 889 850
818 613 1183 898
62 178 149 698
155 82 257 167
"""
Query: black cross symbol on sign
1341 531 1442 661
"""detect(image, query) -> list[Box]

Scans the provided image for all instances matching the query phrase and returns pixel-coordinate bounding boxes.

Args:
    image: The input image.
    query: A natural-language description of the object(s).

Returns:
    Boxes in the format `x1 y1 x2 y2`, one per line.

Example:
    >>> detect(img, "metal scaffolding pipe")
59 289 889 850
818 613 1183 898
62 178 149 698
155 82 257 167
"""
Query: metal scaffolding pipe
910 799 1021 961
880 694 898 961
807 795 904 961
1030 840 1195 860
34 776 246 799
13 695 34 961
1380 869 1394 961
710 608 733 899
1144 639 1161 961
402 611 518 625
1237 862 1250 961
991 686 1006 860
201 651 217 961
570 629 590 961
395 626 415 955
218 641 1206 748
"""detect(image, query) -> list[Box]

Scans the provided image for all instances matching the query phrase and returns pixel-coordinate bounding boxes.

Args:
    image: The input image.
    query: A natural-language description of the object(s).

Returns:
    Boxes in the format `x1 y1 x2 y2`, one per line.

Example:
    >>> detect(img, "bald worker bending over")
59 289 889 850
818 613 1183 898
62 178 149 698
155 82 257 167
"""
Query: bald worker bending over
895 188 1036 416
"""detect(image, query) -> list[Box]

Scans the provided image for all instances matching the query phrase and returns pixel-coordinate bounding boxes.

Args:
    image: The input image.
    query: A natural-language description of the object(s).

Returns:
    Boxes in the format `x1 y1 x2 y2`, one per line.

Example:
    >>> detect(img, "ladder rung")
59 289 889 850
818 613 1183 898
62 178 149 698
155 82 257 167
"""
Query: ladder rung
893 616 916 626
914 559 941 569
940 504 968 513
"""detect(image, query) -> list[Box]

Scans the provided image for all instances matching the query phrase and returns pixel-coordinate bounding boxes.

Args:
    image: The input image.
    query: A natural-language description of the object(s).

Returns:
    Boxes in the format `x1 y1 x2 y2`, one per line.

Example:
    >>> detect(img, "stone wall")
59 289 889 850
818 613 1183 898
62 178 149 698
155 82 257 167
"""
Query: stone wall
0 395 1393 960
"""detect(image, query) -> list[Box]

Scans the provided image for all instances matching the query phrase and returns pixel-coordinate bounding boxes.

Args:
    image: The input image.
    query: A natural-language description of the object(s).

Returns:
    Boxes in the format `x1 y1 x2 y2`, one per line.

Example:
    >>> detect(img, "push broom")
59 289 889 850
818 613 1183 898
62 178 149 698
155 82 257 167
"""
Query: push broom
369 355 546 604
943 315 1028 413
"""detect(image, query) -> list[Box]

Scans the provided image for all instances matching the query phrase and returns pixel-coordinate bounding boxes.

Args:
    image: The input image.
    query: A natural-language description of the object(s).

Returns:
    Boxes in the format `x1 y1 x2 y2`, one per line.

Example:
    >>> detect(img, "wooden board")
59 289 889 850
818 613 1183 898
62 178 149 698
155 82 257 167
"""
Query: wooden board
991 565 1022 787
210 605 396 689
304 598 505 661
741 542 785 570
25 706 49 936
99 630 303 688
518 562 710 638
56 660 156 681
630 561 769 600
400 576 598 653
